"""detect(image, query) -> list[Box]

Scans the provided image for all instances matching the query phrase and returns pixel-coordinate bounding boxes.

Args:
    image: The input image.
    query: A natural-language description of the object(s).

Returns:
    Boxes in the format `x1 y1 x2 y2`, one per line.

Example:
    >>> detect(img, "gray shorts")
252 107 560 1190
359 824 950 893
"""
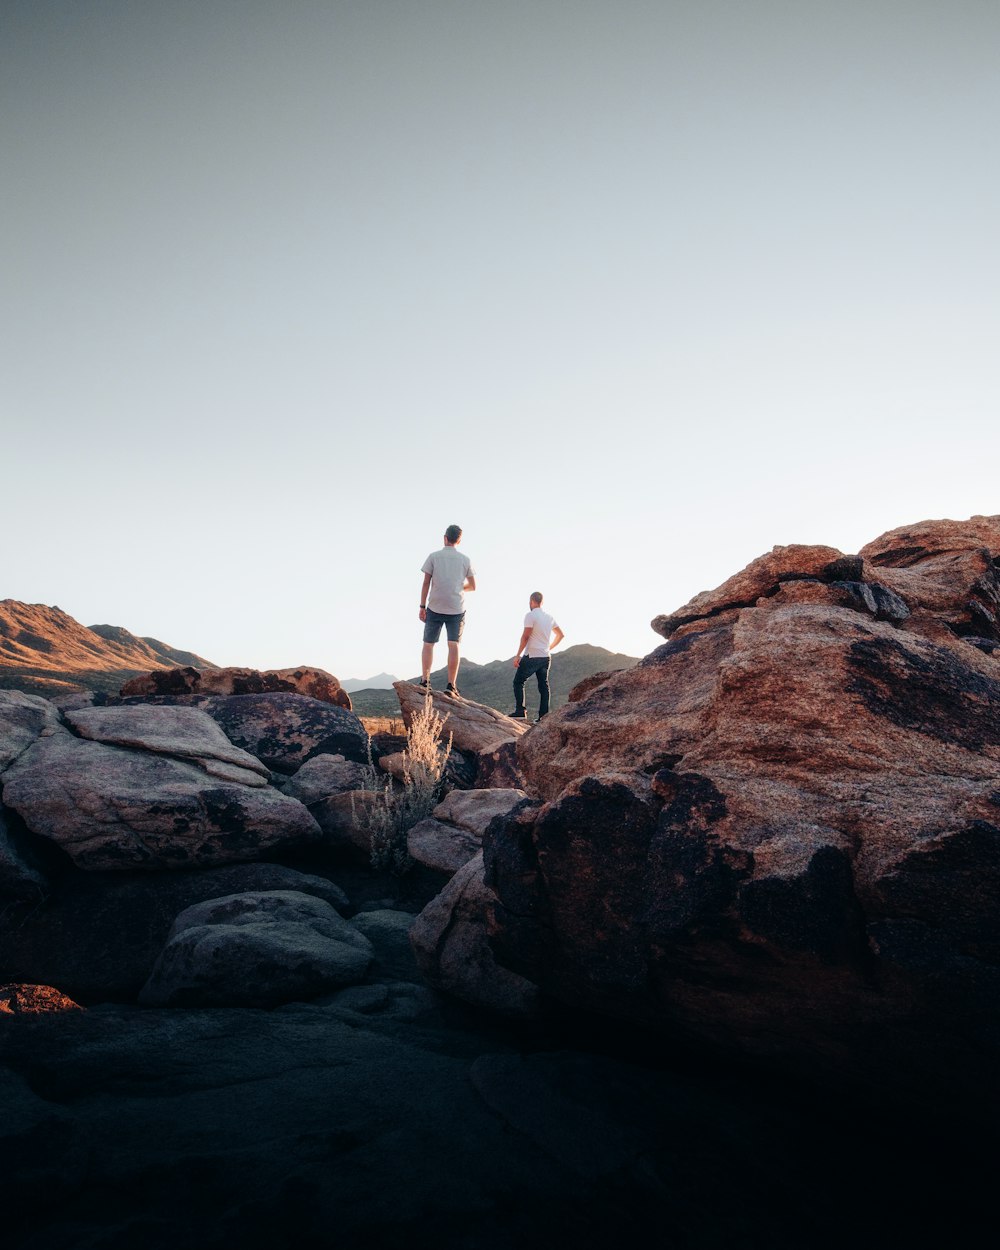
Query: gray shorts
423 610 465 644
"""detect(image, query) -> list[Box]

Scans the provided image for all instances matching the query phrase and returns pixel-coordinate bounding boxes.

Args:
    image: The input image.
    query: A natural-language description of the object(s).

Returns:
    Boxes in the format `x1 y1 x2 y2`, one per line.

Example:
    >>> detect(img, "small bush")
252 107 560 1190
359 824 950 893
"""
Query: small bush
355 693 452 874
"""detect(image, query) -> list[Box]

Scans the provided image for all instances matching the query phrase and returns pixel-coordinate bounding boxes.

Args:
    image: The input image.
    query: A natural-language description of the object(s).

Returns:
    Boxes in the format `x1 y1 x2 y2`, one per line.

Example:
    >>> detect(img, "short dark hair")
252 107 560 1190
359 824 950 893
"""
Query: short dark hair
444 524 462 543
530 591 543 605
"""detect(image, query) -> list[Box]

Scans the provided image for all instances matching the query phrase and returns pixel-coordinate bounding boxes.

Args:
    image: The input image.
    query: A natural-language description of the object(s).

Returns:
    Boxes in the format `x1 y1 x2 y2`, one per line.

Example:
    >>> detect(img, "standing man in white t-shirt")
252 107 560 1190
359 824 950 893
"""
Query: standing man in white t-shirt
419 524 476 697
510 591 564 720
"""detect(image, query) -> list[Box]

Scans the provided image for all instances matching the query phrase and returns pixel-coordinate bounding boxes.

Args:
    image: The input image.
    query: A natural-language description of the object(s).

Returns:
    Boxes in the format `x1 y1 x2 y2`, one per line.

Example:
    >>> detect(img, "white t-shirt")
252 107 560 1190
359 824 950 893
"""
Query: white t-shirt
421 546 475 614
523 606 559 657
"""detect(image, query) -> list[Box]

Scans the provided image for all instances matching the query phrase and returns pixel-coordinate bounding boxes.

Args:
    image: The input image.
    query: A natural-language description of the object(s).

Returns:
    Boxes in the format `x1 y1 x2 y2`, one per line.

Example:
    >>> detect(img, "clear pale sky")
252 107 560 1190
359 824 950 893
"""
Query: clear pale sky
3 1 998 681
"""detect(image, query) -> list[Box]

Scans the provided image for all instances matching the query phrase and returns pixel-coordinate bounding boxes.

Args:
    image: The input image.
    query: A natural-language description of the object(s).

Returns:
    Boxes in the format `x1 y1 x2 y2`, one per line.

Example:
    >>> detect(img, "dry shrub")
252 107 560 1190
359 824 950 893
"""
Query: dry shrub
356 694 452 874
360 716 406 736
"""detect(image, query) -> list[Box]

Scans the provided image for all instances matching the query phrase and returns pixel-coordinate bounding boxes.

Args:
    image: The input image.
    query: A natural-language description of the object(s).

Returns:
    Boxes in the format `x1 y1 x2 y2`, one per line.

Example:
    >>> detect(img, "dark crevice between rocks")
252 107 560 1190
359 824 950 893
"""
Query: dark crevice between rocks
0 788 76 888
737 846 874 968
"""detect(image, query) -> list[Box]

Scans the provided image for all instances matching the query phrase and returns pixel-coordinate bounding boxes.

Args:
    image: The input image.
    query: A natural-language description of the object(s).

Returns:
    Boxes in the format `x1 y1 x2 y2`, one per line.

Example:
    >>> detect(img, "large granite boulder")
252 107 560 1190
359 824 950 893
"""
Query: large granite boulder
2 727 321 871
479 516 1000 1099
394 682 529 755
139 890 374 1007
121 665 352 709
203 693 369 774
65 704 271 786
410 852 540 1018
0 862 349 1003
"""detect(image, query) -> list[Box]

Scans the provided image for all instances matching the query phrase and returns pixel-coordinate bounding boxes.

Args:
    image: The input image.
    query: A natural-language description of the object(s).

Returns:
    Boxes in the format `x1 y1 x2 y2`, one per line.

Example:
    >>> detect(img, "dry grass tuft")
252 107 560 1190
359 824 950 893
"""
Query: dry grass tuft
355 693 453 874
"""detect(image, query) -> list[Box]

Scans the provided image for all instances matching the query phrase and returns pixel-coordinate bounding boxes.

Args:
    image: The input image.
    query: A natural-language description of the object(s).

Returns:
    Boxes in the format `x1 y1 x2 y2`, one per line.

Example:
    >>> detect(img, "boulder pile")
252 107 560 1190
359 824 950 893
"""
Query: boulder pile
463 516 1000 1101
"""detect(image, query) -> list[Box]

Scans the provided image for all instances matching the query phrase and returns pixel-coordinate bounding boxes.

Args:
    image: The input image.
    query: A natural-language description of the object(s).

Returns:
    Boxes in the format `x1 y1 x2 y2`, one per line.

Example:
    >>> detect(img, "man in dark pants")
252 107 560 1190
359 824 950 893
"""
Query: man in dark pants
510 591 564 721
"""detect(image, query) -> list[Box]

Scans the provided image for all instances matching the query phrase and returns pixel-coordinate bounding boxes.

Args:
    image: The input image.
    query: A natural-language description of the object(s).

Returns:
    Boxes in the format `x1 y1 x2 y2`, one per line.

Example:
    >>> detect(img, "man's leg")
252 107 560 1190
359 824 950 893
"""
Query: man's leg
535 658 551 718
512 659 528 717
421 643 434 683
447 641 460 686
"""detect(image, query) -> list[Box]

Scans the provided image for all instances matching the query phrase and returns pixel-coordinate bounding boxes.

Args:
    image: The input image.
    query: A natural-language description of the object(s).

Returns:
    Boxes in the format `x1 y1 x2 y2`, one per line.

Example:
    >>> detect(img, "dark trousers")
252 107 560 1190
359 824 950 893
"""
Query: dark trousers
513 655 551 718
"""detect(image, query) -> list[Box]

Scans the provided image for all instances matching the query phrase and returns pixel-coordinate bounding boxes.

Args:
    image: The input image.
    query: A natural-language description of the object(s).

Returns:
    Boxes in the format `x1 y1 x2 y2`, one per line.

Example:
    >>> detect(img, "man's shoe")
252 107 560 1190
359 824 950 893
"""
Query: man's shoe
508 710 527 720
445 683 461 698
416 678 428 689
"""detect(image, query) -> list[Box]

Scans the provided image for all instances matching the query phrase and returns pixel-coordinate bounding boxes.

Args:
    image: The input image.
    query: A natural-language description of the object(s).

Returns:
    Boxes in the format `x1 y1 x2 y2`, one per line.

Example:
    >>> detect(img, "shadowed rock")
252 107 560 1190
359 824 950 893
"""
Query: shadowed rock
0 863 349 1003
406 789 530 875
0 805 47 898
140 890 374 1007
407 818 481 875
2 728 321 871
203 693 368 774
410 852 540 1017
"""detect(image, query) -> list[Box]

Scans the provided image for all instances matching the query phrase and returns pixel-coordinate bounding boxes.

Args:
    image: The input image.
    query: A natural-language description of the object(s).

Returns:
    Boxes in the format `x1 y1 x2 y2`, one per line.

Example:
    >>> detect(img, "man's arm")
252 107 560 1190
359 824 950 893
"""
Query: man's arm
464 575 476 591
419 572 431 621
550 625 565 650
512 627 532 668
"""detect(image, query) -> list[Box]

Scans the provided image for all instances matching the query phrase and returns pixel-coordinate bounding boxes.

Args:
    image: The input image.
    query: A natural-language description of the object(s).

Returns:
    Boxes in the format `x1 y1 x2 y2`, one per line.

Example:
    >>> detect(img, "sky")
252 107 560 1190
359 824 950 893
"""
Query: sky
3 0 998 681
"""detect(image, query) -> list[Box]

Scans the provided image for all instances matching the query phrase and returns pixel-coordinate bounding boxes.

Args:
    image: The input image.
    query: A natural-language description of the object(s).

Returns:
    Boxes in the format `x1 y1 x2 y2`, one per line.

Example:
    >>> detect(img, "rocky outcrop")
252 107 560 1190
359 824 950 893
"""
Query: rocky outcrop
410 852 540 1017
121 665 352 709
139 890 374 1008
3 726 321 871
478 516 1000 1098
394 682 529 755
65 704 271 786
203 693 368 774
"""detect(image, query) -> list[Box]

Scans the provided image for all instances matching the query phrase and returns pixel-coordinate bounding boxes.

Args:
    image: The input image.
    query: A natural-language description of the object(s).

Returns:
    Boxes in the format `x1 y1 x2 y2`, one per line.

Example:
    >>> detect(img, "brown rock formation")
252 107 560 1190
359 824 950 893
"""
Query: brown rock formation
121 665 352 709
0 983 84 1016
474 516 1000 1101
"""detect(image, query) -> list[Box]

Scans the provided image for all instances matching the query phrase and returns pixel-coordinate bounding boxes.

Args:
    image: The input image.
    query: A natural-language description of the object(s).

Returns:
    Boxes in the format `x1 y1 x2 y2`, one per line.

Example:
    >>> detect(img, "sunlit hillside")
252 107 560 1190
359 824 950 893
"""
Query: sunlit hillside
349 644 639 717
0 600 215 698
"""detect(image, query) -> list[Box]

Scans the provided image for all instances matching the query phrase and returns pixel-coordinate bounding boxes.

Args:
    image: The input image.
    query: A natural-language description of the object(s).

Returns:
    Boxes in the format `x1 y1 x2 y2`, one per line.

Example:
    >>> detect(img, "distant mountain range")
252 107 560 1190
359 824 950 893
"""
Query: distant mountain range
348 644 640 717
0 599 640 714
0 600 216 698
341 672 399 693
